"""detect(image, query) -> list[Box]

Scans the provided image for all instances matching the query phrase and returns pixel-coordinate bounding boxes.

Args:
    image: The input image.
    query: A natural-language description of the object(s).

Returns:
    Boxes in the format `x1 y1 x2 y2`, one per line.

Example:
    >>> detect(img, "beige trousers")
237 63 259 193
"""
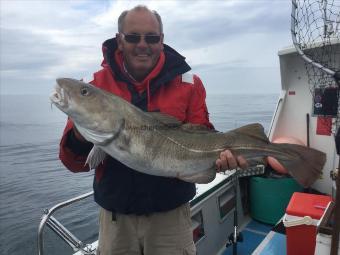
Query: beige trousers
96 203 196 255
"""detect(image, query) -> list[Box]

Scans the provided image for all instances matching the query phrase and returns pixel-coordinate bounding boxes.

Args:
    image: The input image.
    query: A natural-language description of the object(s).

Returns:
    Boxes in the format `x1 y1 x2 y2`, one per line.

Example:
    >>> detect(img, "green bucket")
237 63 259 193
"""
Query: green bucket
250 176 303 225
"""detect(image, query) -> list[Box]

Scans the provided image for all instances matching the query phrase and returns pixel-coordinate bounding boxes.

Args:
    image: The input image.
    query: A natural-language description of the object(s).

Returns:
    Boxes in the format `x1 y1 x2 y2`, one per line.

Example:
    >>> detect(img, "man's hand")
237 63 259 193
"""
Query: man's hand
215 150 248 172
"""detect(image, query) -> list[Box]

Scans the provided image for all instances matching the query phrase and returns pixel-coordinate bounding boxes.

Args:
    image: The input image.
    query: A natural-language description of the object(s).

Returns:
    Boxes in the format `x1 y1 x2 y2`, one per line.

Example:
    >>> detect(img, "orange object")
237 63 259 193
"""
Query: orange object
268 137 305 174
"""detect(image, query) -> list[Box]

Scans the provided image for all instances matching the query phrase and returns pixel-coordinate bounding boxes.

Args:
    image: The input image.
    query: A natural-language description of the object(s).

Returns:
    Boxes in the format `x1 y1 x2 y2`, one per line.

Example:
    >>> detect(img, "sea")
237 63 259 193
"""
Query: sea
0 93 278 255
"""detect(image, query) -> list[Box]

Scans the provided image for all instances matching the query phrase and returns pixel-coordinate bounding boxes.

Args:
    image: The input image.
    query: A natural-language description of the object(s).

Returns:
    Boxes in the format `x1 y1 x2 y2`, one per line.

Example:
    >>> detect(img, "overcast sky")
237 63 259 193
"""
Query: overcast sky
0 0 292 95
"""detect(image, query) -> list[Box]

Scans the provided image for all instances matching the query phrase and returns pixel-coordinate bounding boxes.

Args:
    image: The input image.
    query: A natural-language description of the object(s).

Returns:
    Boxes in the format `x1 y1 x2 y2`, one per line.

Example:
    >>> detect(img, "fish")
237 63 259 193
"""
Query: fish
50 78 326 187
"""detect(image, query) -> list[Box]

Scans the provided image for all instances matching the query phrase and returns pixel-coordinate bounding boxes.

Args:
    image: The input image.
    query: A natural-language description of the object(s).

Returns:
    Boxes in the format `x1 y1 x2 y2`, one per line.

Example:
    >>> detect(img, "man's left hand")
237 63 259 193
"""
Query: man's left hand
215 150 248 172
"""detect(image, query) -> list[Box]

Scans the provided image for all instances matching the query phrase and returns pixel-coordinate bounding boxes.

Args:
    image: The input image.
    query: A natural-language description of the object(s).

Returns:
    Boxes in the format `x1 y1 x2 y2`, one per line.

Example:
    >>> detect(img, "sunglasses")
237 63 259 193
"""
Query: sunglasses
121 33 162 44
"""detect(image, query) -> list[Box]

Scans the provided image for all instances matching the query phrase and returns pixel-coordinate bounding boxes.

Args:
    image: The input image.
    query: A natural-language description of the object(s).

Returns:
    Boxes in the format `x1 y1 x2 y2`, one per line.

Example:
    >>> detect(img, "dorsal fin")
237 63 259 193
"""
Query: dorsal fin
147 112 217 134
181 123 210 131
232 123 269 143
147 112 182 126
180 123 218 134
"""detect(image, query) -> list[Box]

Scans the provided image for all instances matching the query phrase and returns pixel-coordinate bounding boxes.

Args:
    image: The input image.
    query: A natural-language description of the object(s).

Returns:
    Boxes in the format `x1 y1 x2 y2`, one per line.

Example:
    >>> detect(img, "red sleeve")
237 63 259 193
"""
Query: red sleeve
185 75 214 129
59 118 91 172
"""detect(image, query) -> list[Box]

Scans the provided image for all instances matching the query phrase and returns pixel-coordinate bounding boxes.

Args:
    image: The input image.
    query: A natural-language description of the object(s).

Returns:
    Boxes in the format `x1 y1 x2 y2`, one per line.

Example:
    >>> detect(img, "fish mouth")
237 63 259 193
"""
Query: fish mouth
50 82 66 107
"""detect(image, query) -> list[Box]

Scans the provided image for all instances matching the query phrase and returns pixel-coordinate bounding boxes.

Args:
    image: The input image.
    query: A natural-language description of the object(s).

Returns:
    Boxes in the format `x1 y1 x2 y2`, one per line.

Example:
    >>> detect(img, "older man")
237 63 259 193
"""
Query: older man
59 5 246 255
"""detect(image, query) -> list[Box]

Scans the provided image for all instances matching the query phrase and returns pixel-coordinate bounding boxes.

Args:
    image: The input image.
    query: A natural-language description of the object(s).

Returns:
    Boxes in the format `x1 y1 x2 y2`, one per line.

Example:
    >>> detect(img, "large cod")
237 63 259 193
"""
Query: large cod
50 78 326 187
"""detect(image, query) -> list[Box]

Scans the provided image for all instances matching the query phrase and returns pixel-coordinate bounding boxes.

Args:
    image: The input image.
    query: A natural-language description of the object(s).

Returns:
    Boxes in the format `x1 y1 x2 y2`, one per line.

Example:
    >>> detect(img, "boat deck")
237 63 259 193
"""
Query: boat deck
222 219 286 255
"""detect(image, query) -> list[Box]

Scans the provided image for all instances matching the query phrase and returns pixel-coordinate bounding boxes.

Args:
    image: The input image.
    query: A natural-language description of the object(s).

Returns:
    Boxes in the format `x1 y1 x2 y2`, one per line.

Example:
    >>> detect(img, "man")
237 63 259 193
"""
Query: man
59 5 247 255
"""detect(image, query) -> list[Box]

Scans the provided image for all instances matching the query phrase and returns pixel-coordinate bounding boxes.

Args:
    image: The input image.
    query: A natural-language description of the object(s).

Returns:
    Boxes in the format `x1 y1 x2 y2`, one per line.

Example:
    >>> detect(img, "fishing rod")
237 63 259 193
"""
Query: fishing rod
225 166 265 254
225 171 243 255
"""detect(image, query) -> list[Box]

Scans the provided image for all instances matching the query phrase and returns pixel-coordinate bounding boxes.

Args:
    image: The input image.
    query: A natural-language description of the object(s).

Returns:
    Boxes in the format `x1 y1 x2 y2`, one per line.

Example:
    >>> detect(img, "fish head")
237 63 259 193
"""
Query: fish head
50 78 121 134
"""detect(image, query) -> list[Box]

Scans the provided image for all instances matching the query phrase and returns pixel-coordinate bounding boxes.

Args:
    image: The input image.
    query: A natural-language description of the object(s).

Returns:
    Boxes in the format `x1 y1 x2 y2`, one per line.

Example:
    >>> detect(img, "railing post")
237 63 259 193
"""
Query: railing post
37 191 94 255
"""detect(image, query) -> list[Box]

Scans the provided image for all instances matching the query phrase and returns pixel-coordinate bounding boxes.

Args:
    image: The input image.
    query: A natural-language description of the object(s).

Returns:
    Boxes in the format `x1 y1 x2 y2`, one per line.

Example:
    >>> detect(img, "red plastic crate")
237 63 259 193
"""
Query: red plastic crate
283 192 332 255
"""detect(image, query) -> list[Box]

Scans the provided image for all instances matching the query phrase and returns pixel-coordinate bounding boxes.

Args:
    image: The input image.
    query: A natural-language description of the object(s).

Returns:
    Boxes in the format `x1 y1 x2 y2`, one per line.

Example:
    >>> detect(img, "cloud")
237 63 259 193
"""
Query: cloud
0 0 292 95
162 1 289 48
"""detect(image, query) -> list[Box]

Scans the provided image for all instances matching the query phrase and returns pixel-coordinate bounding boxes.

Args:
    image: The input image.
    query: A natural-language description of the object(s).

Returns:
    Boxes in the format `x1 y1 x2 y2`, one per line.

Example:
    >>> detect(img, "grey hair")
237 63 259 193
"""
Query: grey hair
118 5 163 34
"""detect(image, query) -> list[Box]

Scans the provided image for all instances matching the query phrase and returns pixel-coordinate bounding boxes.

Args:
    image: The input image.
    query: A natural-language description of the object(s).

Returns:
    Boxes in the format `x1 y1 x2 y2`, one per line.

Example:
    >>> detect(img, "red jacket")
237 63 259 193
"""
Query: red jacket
59 38 213 214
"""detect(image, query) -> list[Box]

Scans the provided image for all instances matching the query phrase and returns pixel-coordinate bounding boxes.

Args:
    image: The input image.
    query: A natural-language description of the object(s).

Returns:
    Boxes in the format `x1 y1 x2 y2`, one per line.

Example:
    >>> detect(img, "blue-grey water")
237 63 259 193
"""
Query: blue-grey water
0 93 278 255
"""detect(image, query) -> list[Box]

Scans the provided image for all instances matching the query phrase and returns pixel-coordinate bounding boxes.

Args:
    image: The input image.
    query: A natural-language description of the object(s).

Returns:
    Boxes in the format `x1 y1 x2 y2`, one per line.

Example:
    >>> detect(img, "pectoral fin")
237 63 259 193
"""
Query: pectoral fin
85 146 107 169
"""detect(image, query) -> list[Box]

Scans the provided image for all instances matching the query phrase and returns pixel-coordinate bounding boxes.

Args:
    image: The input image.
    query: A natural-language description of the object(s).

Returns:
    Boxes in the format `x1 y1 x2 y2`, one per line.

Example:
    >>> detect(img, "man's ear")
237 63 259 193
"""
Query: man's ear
116 33 123 51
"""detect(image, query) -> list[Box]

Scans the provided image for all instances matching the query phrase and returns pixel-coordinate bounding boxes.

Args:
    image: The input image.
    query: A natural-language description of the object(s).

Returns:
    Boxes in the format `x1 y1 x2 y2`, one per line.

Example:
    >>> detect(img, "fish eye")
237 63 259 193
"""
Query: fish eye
80 87 89 96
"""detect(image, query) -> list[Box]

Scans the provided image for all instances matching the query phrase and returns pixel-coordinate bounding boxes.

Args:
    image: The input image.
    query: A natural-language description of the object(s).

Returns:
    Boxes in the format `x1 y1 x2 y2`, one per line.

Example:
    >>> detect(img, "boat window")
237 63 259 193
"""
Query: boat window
191 211 205 243
218 187 236 220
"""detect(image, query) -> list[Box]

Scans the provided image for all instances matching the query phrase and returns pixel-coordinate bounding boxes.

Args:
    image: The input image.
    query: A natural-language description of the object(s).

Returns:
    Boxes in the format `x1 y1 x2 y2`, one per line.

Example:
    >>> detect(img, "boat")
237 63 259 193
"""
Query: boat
37 39 340 255
38 4 340 255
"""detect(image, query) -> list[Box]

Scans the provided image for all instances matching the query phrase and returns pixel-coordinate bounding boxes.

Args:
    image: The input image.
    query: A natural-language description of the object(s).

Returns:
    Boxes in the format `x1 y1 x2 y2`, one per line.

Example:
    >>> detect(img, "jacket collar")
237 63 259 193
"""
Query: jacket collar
101 38 191 84
100 38 191 111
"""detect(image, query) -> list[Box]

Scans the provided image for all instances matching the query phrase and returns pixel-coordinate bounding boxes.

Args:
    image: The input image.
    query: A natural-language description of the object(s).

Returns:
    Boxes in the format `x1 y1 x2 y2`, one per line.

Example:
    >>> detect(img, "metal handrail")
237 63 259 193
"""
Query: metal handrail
37 191 95 255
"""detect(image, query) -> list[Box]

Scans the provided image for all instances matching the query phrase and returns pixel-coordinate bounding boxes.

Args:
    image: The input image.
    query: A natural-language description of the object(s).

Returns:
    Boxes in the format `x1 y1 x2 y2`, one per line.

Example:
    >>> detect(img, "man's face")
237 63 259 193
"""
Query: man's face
117 10 164 81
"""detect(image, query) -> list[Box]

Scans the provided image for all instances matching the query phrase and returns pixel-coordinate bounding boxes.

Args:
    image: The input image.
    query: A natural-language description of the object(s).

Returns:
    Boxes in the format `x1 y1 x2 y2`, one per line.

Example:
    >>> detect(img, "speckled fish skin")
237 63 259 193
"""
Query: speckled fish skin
50 78 326 186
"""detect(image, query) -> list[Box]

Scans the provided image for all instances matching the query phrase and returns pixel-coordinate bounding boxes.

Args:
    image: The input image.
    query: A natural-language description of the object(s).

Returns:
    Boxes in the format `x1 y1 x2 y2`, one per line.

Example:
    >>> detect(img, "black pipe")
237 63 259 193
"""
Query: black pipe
331 128 340 255
330 76 340 255
306 113 310 147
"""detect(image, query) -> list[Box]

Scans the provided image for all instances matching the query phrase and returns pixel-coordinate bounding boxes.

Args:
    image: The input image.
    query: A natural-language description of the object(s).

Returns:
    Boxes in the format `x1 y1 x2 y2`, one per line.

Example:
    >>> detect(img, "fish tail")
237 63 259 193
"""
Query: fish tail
270 143 326 187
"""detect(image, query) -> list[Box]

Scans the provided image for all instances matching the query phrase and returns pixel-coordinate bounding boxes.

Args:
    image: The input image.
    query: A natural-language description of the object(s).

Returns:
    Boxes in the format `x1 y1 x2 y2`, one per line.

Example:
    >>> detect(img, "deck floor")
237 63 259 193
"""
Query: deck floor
222 219 286 255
